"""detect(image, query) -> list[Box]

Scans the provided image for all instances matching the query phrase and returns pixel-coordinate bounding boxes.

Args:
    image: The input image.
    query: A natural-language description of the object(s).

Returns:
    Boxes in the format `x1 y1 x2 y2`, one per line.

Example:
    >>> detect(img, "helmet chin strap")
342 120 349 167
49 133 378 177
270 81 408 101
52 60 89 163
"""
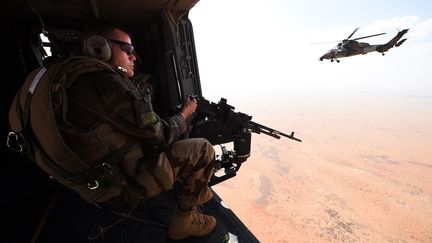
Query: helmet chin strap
117 66 127 73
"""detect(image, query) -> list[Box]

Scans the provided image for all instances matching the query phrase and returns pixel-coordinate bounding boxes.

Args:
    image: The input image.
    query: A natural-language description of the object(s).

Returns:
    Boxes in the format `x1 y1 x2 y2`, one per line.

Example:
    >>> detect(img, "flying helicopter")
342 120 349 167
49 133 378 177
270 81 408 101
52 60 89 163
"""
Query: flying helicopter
319 28 409 62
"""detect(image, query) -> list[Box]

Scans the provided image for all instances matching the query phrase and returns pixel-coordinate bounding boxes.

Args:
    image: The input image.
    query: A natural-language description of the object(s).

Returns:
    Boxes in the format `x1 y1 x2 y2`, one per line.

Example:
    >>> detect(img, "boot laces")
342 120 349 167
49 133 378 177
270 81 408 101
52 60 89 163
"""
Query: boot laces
191 207 209 225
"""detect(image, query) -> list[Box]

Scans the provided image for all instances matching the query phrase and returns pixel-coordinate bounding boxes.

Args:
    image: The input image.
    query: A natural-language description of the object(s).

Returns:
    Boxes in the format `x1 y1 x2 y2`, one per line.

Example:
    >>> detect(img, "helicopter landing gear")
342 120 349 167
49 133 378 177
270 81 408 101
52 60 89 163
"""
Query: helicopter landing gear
336 60 340 63
382 53 385 56
331 59 340 63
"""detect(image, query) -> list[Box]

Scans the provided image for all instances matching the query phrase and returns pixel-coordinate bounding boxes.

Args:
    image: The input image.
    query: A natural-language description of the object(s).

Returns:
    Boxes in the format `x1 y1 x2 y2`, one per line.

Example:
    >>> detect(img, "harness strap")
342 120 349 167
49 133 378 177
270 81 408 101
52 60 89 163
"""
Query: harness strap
22 67 47 129
29 67 47 94
67 137 136 188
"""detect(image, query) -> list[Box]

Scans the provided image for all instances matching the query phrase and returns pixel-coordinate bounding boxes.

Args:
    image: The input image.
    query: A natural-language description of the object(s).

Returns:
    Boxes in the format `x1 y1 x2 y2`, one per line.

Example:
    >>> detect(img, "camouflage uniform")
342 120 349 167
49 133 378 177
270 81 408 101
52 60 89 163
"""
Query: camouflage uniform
56 59 214 207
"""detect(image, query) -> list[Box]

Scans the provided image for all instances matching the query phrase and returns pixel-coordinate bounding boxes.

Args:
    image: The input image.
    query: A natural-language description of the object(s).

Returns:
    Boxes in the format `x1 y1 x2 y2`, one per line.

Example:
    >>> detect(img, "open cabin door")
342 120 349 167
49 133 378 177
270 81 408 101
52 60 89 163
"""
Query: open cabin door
151 9 202 118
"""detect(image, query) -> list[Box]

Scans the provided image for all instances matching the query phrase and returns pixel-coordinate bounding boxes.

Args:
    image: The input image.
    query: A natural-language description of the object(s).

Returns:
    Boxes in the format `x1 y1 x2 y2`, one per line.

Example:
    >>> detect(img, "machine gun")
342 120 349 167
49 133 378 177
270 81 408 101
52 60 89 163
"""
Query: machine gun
188 97 301 186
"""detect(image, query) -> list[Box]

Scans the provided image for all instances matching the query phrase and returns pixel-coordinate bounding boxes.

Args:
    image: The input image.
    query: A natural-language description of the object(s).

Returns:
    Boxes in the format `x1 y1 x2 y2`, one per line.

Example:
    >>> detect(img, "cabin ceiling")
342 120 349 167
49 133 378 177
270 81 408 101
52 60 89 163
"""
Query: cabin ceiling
5 0 199 29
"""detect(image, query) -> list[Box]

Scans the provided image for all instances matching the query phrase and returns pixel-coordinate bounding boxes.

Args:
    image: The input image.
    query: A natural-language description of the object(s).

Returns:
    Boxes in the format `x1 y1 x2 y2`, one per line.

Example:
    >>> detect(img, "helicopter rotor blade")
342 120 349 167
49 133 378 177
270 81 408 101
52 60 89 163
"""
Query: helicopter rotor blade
310 40 340 44
346 27 359 39
311 28 386 45
352 32 386 41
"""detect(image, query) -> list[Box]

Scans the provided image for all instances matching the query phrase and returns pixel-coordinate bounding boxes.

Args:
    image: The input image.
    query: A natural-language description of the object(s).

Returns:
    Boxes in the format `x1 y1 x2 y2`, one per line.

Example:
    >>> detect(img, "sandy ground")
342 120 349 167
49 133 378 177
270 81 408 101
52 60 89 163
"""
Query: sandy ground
212 91 432 242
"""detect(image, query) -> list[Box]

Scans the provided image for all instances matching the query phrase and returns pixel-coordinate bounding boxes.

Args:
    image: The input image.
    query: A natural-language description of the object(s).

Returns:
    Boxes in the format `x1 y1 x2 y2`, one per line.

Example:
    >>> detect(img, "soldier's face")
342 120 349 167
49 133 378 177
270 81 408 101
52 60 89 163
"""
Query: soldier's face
109 29 136 78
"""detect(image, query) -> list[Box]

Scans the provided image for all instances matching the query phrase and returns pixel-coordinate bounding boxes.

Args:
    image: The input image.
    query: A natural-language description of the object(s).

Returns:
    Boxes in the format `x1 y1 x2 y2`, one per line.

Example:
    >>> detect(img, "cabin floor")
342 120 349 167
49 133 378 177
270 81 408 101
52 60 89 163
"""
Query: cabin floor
6 177 259 243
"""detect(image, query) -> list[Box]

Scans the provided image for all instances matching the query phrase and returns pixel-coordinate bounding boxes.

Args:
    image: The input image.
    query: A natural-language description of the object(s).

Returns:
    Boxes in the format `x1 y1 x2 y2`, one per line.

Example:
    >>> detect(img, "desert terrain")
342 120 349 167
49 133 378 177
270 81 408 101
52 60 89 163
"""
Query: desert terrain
213 91 432 242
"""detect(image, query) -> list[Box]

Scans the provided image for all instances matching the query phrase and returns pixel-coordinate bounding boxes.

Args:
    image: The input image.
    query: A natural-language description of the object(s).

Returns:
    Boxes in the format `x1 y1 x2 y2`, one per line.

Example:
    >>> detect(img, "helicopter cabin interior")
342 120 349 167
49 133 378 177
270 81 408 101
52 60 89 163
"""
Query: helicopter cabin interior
2 0 259 242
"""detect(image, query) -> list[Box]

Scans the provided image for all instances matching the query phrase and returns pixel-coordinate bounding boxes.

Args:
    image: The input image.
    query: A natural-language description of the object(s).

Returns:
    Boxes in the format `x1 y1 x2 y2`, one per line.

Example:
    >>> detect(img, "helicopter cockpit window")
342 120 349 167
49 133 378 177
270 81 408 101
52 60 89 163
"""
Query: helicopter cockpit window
40 33 52 58
41 29 83 62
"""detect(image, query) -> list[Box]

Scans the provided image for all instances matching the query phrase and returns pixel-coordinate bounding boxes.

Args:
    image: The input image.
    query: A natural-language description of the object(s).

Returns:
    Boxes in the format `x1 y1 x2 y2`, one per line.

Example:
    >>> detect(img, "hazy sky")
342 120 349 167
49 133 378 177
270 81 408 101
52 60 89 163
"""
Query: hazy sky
189 3 431 241
189 0 432 103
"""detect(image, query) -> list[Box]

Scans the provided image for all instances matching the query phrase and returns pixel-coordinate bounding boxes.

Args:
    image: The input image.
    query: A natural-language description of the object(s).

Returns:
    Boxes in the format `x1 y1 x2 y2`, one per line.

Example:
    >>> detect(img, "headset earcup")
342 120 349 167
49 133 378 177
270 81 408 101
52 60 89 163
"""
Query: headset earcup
83 35 111 61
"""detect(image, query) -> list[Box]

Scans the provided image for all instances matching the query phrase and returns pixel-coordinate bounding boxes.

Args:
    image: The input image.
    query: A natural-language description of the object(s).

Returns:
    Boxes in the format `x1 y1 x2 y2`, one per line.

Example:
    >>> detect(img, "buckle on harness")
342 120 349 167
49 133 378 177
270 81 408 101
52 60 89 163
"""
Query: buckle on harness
86 163 113 190
88 180 100 190
6 131 24 152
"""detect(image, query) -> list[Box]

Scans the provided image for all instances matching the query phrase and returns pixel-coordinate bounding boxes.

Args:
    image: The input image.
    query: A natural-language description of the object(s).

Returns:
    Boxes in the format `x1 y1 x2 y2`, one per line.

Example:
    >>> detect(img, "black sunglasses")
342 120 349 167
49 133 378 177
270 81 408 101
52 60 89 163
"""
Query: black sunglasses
109 39 134 55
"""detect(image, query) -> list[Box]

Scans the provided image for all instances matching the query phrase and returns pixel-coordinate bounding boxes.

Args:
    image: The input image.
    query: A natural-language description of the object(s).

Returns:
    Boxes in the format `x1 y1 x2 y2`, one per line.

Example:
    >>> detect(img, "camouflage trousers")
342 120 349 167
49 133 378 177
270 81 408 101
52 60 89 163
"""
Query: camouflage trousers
136 138 215 209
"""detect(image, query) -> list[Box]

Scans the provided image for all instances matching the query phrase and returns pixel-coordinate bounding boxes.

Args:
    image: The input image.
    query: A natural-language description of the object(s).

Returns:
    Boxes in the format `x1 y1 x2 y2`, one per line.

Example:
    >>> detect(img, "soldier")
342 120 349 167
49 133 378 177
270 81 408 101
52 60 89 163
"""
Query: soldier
9 21 216 240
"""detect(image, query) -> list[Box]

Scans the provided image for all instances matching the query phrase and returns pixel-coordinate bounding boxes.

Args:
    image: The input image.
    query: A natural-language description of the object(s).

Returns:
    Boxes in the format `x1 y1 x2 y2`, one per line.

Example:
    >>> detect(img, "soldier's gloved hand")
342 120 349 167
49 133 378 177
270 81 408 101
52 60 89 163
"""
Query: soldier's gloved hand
180 95 197 120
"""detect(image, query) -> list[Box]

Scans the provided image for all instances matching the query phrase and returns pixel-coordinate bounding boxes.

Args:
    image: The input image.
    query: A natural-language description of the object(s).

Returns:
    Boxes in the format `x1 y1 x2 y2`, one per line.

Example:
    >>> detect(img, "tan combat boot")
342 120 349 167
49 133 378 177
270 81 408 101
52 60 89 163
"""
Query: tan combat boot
167 206 216 240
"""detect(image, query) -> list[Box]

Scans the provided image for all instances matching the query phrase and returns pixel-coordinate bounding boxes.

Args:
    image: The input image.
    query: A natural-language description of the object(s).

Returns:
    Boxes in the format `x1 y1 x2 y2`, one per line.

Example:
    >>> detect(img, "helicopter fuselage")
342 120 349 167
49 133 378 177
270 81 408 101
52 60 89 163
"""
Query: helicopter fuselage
320 41 378 61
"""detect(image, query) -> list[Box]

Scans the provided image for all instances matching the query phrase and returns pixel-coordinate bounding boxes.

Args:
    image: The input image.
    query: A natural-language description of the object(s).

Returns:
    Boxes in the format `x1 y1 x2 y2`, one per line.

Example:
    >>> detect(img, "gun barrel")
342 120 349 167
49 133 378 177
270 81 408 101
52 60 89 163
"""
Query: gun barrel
249 121 302 142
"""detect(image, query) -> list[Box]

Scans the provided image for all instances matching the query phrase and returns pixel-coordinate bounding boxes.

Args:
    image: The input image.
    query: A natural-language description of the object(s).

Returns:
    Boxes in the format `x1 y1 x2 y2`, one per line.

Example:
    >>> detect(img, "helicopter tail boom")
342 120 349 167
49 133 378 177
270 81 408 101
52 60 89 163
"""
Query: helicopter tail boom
376 29 409 53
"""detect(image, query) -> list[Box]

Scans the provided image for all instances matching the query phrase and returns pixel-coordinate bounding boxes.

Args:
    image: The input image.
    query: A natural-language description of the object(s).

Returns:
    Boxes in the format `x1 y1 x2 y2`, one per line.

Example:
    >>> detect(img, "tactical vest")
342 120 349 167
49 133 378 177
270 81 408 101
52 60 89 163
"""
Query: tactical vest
8 56 146 204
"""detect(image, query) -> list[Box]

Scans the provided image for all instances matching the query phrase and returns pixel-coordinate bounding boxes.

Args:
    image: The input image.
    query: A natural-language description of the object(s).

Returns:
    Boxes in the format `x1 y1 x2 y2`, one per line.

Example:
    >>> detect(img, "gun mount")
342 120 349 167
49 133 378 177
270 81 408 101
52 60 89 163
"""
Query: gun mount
189 97 301 185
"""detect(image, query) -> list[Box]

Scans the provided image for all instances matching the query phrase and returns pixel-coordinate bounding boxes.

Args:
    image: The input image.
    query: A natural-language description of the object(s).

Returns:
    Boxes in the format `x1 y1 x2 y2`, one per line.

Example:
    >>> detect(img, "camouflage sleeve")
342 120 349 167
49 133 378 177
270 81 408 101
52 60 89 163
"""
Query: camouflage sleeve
67 70 187 146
